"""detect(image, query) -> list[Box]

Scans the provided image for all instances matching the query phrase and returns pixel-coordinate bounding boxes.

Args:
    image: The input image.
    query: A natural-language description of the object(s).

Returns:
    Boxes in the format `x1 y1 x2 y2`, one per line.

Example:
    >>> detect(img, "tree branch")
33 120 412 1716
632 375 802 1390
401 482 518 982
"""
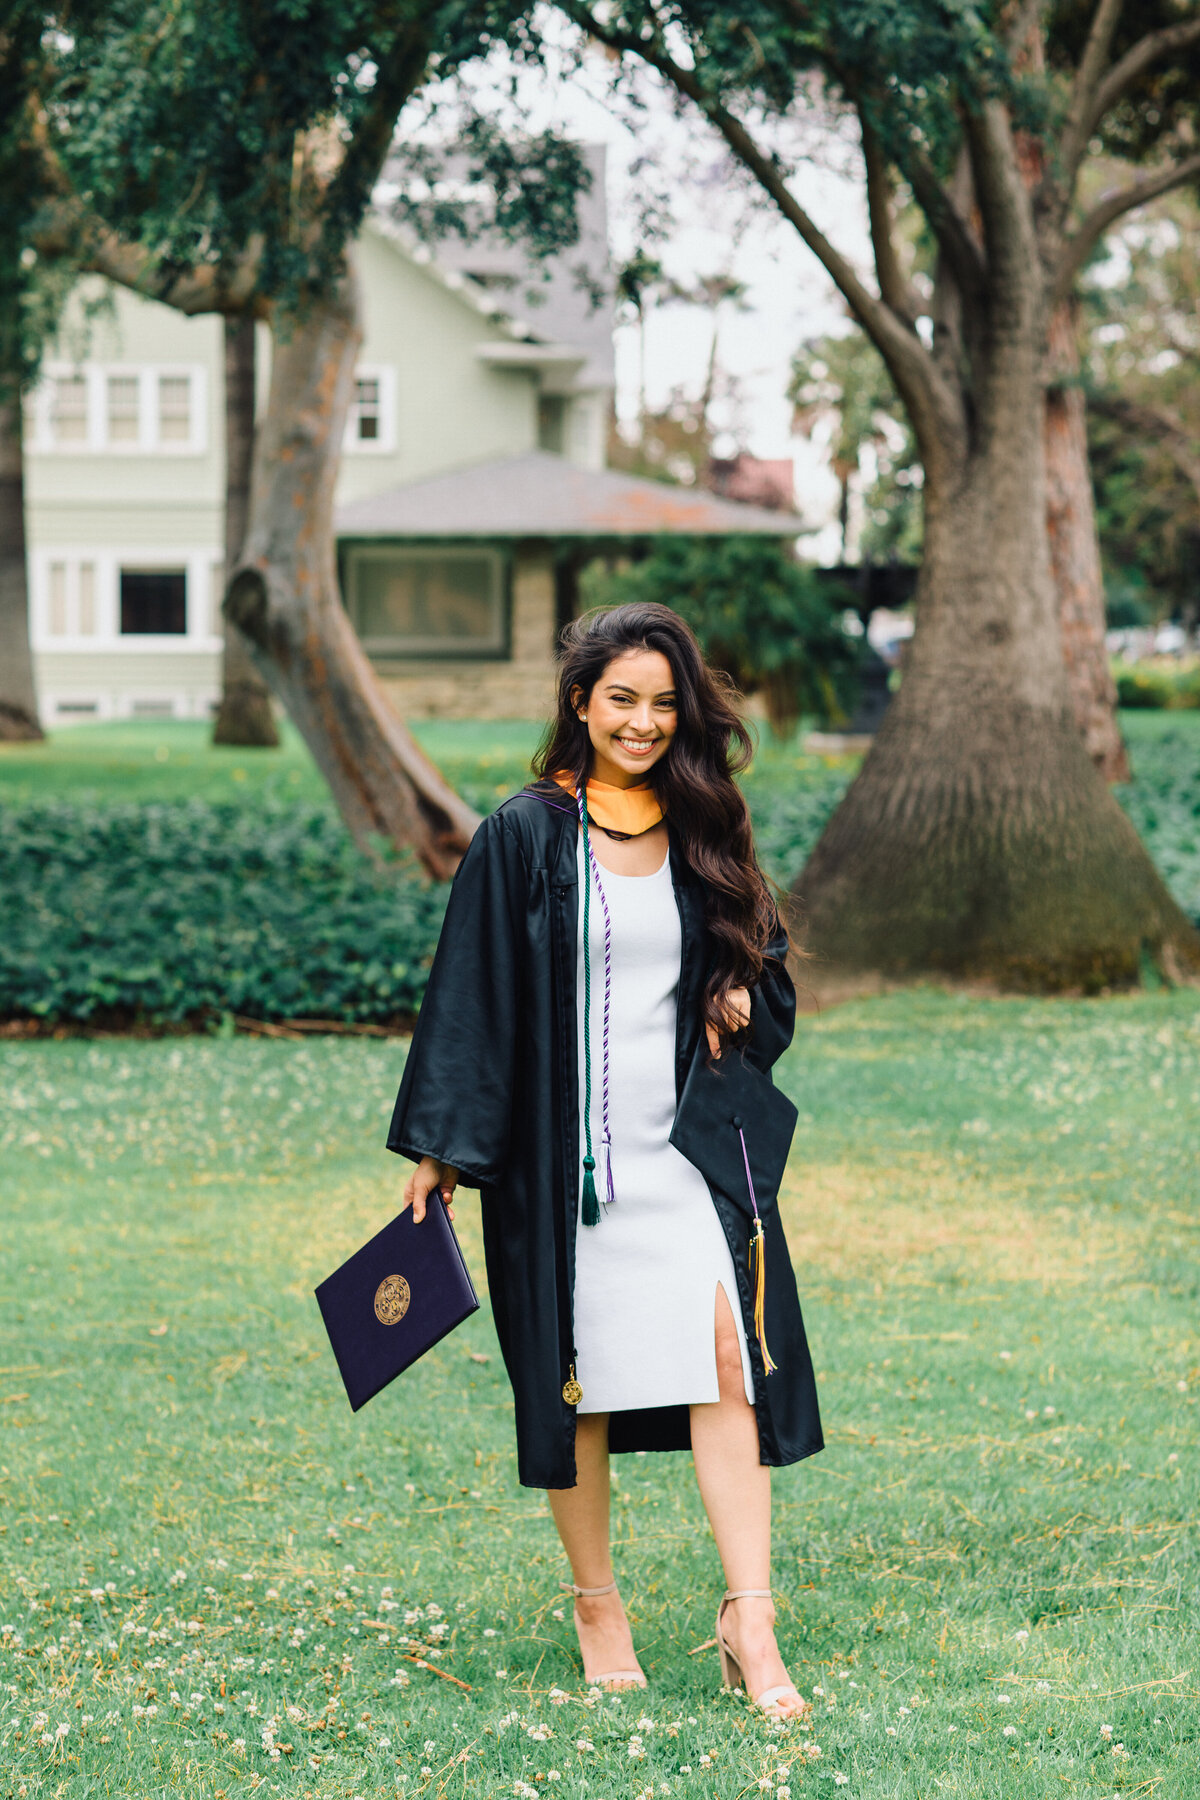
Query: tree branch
1086 16 1200 147
321 17 433 241
860 112 919 323
1053 150 1200 308
32 189 265 316
901 140 988 307
558 2 966 467
1090 389 1200 500
1058 0 1126 181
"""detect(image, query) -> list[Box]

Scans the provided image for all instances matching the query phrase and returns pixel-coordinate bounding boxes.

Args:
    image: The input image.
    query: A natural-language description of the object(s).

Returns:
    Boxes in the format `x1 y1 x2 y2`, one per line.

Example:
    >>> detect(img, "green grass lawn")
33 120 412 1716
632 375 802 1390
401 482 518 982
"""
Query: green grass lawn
2 991 1197 1797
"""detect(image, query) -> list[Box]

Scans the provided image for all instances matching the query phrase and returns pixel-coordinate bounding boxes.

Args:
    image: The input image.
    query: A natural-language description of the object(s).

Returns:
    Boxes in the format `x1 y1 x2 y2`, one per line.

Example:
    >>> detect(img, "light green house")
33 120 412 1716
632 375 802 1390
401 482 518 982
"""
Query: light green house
27 151 801 724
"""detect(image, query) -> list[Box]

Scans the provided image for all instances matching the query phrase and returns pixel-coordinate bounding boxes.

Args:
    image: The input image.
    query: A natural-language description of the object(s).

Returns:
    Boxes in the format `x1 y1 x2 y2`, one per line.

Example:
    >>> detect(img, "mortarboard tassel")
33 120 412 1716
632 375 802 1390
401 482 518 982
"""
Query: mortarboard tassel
738 1124 778 1374
749 1216 777 1375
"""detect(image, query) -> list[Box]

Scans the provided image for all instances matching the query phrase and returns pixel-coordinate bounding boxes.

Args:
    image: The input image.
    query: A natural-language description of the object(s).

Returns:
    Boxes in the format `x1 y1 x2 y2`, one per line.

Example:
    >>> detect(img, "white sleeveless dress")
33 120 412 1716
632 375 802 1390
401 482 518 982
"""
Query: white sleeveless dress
572 837 754 1414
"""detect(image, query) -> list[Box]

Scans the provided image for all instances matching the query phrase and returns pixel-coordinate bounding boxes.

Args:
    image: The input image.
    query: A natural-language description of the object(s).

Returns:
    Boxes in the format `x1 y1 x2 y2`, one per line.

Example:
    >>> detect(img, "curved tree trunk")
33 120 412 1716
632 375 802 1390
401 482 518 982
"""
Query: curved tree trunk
792 351 1200 991
226 262 478 878
1045 303 1128 781
0 387 44 742
213 313 279 748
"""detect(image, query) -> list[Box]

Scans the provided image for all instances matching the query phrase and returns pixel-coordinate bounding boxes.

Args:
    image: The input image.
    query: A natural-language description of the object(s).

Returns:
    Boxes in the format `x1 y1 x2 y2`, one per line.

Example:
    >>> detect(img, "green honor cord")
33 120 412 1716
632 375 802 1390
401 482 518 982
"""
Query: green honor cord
577 788 601 1228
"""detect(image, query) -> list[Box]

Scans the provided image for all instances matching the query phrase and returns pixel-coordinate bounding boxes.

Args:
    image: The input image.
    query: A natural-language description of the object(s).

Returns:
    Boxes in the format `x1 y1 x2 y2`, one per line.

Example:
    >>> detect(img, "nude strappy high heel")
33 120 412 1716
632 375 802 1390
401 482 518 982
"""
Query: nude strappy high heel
716 1589 809 1719
563 1579 647 1691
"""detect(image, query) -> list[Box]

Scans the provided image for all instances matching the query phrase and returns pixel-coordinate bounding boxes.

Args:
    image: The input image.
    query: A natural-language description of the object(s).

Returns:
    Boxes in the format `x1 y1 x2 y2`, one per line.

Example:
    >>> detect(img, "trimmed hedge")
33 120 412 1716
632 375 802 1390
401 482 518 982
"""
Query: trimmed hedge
0 801 449 1028
3 721 1197 1028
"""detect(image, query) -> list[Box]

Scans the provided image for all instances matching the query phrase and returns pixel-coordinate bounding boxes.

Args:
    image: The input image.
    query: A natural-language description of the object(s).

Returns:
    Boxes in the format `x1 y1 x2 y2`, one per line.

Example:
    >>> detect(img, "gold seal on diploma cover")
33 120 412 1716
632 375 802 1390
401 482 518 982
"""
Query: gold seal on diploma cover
562 1366 583 1406
374 1274 410 1325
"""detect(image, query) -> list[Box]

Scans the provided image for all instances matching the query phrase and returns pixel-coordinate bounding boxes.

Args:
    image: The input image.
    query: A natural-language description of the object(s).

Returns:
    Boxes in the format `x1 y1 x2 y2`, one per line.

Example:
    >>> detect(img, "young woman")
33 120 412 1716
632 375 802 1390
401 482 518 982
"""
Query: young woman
387 603 822 1718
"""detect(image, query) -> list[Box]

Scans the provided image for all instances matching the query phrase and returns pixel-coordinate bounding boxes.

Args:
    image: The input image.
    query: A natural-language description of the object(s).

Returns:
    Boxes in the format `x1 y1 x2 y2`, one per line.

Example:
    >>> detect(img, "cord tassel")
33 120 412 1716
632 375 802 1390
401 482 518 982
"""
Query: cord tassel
581 1155 601 1228
749 1218 777 1375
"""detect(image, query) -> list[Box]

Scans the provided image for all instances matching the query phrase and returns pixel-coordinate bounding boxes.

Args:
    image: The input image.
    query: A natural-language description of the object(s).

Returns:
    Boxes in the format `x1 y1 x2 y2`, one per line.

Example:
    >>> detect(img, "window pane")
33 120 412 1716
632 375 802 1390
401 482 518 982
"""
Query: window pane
158 375 191 442
355 377 380 442
107 375 140 442
352 552 503 654
78 563 96 635
52 375 89 443
120 569 187 634
49 563 68 635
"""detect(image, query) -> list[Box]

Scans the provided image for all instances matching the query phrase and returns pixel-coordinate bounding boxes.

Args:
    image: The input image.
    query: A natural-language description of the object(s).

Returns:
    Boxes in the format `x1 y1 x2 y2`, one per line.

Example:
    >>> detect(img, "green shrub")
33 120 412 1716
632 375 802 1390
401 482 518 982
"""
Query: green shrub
0 801 449 1027
1114 662 1200 710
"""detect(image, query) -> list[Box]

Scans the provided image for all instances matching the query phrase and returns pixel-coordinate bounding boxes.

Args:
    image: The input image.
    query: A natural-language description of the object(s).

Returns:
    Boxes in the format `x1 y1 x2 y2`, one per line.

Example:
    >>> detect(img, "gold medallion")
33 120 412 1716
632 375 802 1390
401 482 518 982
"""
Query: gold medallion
374 1273 411 1325
562 1366 583 1407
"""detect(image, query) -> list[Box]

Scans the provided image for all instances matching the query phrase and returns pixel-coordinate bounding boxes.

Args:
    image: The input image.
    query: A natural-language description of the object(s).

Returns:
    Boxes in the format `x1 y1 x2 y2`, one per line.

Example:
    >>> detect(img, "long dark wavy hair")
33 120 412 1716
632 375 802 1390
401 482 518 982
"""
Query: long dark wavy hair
532 602 782 1039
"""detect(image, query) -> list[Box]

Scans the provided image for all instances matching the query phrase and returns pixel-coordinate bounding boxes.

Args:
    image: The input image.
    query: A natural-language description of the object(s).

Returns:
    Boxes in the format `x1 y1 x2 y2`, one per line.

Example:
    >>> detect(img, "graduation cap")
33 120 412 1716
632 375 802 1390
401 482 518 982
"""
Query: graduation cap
670 1048 799 1374
315 1200 479 1412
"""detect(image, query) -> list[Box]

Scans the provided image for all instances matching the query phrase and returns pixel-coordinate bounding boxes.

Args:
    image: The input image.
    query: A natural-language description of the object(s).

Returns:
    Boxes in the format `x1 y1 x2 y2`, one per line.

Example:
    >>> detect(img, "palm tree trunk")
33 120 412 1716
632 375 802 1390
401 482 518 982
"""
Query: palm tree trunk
213 313 279 746
226 263 478 878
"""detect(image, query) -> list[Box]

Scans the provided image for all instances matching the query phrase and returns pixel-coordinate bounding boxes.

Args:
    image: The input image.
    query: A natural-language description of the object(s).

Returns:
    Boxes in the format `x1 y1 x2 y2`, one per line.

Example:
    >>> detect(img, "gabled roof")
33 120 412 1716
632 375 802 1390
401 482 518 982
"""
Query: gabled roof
373 145 614 393
335 452 804 540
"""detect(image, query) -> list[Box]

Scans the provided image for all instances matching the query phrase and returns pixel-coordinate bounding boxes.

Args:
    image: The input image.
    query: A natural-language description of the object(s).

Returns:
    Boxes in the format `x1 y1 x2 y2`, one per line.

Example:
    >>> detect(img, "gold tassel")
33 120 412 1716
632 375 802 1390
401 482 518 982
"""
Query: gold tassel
750 1218 777 1375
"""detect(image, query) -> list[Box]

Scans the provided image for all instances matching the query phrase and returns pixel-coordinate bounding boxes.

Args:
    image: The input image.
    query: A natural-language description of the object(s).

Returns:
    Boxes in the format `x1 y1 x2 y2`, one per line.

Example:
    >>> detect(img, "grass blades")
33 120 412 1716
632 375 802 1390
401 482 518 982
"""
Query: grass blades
1 989 1197 1796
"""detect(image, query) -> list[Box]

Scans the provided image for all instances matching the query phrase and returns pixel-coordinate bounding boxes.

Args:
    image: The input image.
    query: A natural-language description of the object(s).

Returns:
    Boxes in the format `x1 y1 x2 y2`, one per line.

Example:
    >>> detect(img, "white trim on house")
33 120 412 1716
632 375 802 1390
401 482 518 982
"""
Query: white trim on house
30 547 223 652
26 362 209 456
343 364 398 454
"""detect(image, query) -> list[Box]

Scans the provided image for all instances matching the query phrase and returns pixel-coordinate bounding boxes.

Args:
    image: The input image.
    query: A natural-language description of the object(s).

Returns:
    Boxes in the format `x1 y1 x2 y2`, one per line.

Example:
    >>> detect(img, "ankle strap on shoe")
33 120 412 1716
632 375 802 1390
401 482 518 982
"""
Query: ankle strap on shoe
563 1579 618 1597
723 1588 773 1602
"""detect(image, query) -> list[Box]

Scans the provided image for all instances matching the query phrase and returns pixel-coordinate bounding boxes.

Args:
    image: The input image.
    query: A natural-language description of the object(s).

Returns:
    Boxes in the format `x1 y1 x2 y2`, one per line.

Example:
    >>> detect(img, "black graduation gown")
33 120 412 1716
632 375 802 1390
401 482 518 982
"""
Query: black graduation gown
386 784 824 1489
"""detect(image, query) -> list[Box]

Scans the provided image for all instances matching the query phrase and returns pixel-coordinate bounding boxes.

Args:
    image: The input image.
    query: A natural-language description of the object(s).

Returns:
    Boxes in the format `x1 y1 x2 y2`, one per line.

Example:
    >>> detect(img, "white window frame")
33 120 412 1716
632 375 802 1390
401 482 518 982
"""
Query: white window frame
30 549 222 650
26 363 208 455
343 365 397 455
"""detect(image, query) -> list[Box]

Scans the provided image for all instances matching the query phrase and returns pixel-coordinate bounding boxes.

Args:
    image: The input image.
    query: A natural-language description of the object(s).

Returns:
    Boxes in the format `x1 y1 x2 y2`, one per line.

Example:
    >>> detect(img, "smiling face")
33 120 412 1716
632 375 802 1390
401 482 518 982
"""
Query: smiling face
574 648 678 789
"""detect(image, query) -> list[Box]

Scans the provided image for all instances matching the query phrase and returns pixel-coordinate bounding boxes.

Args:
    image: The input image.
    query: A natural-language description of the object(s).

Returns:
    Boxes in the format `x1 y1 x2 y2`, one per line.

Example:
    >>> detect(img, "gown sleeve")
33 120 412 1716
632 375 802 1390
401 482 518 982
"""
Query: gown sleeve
746 905 796 1073
385 810 527 1187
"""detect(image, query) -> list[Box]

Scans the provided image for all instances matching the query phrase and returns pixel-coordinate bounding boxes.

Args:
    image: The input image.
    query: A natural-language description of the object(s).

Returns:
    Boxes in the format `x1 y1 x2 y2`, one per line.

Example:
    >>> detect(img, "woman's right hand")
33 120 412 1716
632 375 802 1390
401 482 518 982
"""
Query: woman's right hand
403 1156 459 1223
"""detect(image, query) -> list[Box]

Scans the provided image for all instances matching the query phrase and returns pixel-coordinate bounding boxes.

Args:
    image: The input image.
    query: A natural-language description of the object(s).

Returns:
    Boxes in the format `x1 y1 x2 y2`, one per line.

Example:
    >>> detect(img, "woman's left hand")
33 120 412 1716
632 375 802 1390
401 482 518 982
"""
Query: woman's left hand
706 985 750 1057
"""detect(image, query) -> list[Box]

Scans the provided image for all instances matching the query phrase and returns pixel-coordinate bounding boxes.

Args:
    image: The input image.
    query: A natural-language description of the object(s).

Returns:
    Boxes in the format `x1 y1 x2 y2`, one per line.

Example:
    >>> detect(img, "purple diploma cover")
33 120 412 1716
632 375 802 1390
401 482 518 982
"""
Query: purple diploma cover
315 1200 480 1412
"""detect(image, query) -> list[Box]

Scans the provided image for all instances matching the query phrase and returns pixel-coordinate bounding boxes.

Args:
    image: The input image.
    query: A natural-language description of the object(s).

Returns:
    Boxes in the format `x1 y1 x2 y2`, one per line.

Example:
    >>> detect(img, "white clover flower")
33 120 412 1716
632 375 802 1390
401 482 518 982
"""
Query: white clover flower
483 1627 497 1637
495 1669 509 1680
698 1754 712 1768
637 1715 655 1731
996 1694 1011 1705
897 1705 910 1716
777 1788 791 1799
546 1772 561 1782
627 1735 646 1758
1036 1681 1050 1693
886 1725 897 1736
231 1738 246 1755
423 1740 437 1754
1099 1724 1113 1740
527 1724 552 1742
576 1737 595 1751
679 1766 692 1776
1014 1629 1029 1642
548 1687 570 1705
832 1775 850 1788
1003 1725 1017 1738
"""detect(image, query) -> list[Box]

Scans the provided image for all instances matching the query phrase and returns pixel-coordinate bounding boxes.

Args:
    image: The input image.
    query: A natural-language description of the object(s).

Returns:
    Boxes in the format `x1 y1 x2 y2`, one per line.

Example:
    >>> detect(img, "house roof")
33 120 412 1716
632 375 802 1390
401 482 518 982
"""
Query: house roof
376 144 615 394
335 452 804 540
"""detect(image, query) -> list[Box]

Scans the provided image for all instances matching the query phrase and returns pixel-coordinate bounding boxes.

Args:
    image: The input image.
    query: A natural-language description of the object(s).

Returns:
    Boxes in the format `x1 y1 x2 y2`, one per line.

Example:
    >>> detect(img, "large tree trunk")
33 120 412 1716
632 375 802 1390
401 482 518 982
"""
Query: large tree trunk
213 314 279 747
1044 303 1128 781
792 348 1200 991
226 263 478 878
0 387 44 742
